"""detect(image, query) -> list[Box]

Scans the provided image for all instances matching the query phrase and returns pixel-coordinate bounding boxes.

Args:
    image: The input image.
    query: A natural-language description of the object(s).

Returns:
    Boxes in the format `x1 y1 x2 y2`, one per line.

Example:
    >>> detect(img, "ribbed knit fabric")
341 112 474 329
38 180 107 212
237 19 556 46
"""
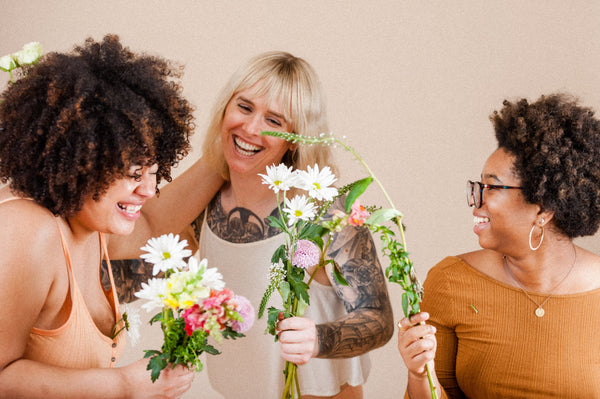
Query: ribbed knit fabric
0 198 126 369
413 256 600 398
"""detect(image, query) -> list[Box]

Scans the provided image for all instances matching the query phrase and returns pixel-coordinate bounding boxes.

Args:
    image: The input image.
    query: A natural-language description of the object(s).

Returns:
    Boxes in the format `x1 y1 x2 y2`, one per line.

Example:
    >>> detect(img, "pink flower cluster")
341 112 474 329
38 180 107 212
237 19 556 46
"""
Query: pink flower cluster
182 288 254 336
349 200 370 226
292 239 321 269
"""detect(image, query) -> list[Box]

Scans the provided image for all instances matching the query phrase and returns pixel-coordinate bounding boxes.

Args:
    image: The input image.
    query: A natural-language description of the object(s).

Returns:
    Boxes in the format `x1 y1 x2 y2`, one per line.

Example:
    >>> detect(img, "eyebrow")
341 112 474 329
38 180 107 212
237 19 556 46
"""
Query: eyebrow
481 173 503 183
237 96 287 121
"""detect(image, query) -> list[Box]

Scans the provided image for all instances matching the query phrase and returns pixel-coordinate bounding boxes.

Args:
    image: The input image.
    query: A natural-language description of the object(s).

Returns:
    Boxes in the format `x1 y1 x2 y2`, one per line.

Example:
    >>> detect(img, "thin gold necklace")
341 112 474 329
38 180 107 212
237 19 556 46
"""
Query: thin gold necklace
503 245 577 317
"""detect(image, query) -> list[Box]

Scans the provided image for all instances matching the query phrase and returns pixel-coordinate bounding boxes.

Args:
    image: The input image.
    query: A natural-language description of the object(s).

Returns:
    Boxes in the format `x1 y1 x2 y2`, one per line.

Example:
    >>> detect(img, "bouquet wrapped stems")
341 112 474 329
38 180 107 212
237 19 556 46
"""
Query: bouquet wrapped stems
262 131 438 399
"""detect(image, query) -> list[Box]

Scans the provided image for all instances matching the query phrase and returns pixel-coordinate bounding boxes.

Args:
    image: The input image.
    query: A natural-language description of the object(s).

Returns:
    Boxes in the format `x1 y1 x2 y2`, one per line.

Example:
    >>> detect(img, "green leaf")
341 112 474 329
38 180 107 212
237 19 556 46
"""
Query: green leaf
147 353 167 383
279 280 290 303
401 292 409 318
271 244 287 264
344 177 372 212
299 223 328 241
329 259 348 286
365 208 403 226
267 215 287 231
266 307 285 339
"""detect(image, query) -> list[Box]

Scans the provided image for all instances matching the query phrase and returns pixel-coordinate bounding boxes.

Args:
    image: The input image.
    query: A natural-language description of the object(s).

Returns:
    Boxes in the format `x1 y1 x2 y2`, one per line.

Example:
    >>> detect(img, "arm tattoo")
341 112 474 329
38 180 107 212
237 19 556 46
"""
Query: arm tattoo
205 192 280 243
101 258 156 303
315 224 394 359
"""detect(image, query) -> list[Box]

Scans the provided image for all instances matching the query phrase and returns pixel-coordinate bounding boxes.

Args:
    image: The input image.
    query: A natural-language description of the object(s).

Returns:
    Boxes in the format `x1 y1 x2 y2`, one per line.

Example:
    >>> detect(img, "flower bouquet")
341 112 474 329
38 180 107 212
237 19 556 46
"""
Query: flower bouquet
134 233 254 382
260 132 437 399
258 163 351 398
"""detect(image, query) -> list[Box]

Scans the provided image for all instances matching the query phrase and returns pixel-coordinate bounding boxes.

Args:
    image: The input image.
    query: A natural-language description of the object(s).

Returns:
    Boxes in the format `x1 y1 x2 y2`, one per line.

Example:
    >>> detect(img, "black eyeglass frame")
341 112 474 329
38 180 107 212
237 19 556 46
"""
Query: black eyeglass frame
466 180 523 208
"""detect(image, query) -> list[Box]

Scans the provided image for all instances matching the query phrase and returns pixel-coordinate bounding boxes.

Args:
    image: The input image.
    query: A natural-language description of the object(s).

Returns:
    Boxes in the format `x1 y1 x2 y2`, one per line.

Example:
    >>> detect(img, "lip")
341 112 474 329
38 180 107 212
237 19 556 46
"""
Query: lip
116 202 143 221
472 214 490 235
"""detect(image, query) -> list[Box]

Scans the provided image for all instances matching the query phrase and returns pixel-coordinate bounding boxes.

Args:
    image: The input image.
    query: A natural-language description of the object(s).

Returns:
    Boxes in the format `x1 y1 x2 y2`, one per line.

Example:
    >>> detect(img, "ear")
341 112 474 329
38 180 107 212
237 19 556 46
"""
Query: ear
537 208 555 226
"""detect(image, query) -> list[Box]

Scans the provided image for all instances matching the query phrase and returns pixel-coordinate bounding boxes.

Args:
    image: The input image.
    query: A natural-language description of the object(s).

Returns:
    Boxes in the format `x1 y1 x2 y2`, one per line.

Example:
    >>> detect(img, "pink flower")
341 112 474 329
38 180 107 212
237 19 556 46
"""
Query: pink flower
182 304 207 336
349 200 370 226
230 295 255 333
292 239 321 269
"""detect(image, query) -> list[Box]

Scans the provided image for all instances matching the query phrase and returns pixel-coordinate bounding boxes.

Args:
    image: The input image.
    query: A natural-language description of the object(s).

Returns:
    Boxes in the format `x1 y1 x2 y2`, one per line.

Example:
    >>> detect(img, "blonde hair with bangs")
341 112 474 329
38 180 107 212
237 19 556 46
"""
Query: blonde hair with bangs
202 51 336 180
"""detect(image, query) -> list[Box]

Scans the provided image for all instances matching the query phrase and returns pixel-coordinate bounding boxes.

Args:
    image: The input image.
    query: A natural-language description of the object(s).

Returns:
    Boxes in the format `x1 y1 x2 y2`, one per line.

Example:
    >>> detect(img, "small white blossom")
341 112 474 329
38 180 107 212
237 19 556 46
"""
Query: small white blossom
140 233 192 275
296 164 338 201
268 261 286 284
283 195 317 226
258 163 298 193
134 278 167 313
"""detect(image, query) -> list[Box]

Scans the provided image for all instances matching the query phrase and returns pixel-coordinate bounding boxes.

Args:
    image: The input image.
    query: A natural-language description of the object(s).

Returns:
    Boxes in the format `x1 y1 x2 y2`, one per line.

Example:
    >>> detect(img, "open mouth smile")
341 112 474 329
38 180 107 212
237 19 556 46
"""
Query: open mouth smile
234 136 263 156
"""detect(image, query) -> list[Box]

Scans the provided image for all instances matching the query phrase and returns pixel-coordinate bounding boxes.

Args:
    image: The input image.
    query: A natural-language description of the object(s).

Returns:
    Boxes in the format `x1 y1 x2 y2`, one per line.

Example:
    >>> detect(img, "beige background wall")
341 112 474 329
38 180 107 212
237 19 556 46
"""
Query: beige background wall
2 1 599 398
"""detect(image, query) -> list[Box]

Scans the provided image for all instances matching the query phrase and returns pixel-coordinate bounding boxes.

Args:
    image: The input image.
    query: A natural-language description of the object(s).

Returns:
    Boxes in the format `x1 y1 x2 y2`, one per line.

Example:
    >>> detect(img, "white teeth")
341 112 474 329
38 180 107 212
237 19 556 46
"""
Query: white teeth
118 204 142 214
473 216 490 225
234 137 262 154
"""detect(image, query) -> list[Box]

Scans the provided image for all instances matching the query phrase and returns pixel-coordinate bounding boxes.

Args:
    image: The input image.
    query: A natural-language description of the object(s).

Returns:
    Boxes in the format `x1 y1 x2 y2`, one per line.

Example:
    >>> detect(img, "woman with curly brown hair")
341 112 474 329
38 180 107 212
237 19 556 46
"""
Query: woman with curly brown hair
0 35 221 398
397 93 600 398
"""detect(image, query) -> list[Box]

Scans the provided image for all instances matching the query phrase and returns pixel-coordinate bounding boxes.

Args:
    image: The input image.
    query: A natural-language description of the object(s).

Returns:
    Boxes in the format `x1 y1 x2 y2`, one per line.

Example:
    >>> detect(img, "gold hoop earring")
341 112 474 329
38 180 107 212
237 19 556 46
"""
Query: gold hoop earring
528 221 545 251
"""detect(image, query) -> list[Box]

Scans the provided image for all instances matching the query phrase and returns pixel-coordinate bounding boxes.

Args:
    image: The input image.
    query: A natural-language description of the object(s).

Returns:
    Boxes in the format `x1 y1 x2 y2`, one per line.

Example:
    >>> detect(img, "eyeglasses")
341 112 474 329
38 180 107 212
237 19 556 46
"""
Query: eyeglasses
466 180 522 208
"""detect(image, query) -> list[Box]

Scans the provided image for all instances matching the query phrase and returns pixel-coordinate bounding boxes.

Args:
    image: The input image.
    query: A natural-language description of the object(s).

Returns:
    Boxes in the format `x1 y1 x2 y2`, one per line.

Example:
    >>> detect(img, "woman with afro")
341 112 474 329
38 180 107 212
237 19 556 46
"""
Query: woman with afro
398 93 600 398
0 35 221 397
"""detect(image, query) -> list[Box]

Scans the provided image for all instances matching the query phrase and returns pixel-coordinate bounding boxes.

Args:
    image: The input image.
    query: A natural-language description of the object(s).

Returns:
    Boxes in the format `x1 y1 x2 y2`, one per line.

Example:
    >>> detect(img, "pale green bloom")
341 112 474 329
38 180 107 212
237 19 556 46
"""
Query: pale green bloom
14 42 42 65
0 55 16 72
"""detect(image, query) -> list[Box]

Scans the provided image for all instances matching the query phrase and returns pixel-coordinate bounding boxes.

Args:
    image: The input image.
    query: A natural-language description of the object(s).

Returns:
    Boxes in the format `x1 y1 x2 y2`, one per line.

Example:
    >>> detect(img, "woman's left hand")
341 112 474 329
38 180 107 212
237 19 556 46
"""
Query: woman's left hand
277 314 318 365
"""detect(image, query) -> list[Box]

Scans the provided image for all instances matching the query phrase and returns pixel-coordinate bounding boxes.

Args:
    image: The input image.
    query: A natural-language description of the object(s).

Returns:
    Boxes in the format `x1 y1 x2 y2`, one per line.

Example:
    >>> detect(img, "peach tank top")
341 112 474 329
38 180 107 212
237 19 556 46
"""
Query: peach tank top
1 198 125 368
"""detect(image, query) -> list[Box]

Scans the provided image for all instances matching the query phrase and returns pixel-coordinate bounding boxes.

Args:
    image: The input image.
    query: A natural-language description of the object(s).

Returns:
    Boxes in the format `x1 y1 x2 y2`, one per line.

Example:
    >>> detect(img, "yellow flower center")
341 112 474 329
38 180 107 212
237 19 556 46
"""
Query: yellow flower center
294 210 303 217
274 180 282 186
313 182 321 189
162 252 171 259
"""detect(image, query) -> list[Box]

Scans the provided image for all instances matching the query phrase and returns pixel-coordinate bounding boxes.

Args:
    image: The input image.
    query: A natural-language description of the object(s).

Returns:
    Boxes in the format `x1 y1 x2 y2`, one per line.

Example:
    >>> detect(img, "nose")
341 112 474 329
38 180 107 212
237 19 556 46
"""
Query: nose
136 171 157 199
244 114 263 136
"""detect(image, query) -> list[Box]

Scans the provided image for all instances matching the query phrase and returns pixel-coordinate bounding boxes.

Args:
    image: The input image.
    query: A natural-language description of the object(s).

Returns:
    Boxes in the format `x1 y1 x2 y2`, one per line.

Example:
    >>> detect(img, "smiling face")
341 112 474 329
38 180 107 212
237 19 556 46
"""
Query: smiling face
220 86 294 181
472 148 541 253
69 163 158 236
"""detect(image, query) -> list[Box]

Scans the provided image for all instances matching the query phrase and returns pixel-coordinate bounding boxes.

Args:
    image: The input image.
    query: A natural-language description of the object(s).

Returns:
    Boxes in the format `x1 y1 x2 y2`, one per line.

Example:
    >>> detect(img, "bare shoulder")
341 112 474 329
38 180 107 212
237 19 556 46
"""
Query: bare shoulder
456 249 505 280
0 197 62 283
574 246 600 290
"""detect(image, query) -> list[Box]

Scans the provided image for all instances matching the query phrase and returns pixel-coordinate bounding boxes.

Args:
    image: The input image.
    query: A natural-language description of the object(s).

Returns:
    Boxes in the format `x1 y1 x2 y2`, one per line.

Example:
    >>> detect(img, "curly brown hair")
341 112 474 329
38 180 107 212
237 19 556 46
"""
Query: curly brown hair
0 34 193 216
490 93 600 238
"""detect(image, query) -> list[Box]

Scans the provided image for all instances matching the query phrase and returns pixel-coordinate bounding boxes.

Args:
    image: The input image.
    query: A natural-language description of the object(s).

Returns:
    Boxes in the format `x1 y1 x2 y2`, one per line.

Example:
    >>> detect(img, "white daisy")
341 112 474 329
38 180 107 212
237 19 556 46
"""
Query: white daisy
134 278 167 313
119 303 141 347
283 195 317 226
296 164 338 201
201 266 226 291
258 163 298 193
140 233 192 275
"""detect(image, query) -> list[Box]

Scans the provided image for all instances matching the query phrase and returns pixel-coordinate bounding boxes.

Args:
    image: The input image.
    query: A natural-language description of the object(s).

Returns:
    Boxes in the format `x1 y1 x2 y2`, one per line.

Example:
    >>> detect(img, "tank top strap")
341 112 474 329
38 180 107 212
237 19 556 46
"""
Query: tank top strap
99 233 121 319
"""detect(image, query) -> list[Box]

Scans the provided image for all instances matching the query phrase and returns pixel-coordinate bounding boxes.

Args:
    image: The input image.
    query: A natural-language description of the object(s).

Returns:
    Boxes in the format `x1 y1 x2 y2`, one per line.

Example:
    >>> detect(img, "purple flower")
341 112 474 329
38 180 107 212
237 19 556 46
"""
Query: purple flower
231 295 255 333
292 239 321 269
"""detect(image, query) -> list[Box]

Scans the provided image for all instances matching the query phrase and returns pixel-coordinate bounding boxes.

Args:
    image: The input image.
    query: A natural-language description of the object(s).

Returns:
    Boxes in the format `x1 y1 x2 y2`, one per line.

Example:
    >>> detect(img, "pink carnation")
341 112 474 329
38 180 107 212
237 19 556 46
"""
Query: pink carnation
182 304 207 336
230 295 255 333
292 239 321 269
349 200 370 226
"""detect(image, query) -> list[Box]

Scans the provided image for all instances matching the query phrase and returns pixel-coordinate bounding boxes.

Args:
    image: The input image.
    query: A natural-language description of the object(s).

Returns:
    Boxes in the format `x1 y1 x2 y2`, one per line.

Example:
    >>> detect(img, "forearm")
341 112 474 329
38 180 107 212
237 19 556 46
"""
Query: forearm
141 157 223 237
0 359 128 399
315 306 393 358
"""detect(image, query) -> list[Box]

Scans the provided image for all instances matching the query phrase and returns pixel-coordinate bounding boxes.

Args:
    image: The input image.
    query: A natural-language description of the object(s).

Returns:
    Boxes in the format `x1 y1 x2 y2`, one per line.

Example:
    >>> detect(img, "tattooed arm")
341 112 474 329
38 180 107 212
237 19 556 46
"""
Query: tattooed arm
315 223 395 358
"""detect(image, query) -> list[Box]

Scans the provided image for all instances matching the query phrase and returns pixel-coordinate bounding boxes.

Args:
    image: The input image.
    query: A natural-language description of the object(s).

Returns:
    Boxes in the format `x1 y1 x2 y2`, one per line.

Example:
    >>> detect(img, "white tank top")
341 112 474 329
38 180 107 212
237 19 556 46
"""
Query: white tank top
199 215 370 398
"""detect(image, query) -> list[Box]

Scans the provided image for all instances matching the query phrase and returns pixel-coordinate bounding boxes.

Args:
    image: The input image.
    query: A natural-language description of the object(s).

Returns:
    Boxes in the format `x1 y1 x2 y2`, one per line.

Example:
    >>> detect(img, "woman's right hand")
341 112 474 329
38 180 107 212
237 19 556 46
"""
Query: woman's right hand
397 312 437 379
122 359 195 399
